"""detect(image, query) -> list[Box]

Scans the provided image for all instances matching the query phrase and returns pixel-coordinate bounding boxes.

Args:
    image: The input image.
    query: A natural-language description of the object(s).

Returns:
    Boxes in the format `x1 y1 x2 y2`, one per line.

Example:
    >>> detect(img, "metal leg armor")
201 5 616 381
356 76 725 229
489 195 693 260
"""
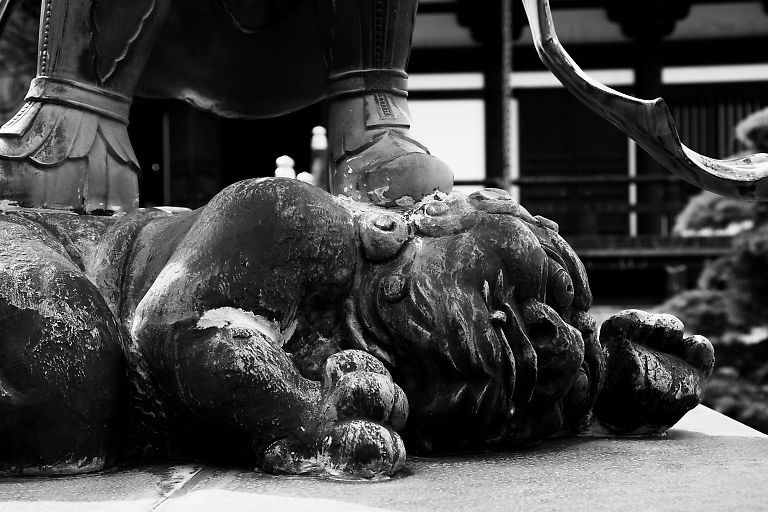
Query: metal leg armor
0 0 170 213
321 0 454 207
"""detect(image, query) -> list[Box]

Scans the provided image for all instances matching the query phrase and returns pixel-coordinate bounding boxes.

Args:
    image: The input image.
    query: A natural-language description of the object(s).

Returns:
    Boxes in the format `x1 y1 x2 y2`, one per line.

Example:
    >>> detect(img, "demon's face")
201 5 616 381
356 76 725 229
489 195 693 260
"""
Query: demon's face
348 191 604 453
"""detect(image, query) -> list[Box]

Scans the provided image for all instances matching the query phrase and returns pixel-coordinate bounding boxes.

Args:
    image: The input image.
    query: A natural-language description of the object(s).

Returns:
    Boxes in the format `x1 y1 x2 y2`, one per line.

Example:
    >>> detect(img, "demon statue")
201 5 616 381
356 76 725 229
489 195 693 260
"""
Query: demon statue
0 0 721 479
0 180 713 477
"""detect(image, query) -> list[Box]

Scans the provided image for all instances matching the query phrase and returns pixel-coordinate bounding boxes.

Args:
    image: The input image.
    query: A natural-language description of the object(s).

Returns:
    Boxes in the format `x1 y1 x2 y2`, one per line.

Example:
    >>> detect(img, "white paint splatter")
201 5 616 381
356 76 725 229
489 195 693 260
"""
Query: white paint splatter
196 307 295 347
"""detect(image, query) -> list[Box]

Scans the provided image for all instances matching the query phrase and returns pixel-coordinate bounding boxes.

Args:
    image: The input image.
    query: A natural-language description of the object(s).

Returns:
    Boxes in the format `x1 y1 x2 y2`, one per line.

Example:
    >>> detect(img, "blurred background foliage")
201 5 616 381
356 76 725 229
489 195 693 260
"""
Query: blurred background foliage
660 106 768 433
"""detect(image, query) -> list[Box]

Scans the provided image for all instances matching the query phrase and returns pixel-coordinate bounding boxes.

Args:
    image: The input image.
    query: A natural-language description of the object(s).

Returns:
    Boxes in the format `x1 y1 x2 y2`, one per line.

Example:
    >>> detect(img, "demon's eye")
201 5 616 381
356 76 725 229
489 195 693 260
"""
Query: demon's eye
360 213 409 262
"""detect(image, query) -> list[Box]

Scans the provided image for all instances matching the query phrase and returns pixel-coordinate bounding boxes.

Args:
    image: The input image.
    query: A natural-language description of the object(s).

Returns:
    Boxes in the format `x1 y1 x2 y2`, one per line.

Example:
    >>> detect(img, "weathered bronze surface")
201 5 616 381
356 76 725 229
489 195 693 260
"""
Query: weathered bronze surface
0 0 453 213
0 180 714 478
0 0 719 481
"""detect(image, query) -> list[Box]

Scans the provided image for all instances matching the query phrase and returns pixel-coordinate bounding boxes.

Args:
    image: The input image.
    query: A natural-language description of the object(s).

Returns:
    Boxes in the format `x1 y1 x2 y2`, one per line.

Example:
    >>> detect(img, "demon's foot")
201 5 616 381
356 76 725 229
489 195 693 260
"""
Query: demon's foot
594 309 714 435
0 100 139 213
328 94 453 207
262 350 408 478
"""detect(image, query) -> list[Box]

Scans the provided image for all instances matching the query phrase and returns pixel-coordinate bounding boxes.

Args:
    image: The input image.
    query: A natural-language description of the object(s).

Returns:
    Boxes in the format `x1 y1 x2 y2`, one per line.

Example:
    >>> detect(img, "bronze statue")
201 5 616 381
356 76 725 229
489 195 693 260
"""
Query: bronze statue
0 0 453 212
0 180 713 477
0 0 720 479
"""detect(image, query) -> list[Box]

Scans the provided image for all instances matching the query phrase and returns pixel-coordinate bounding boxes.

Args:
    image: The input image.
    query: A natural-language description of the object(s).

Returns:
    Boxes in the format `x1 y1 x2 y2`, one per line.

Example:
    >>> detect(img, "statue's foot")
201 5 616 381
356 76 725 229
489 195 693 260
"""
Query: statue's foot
332 129 454 207
262 350 408 478
328 94 453 207
0 101 139 213
594 309 714 435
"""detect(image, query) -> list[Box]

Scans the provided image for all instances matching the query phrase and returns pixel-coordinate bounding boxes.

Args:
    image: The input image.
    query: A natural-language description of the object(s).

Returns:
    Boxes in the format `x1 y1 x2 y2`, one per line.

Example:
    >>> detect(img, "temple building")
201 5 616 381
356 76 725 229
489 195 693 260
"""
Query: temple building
1 0 767 300
407 0 768 300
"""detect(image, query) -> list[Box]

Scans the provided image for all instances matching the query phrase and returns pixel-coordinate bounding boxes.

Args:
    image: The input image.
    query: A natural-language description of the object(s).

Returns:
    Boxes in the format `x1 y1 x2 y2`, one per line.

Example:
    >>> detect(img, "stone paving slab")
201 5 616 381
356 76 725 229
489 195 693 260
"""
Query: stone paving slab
0 464 201 512
1 406 766 512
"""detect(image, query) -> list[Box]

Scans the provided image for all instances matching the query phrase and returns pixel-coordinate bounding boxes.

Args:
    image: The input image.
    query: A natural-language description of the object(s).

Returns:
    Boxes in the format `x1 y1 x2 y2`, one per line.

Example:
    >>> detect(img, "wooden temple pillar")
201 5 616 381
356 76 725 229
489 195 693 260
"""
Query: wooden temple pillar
608 1 691 235
482 0 513 189
457 0 522 190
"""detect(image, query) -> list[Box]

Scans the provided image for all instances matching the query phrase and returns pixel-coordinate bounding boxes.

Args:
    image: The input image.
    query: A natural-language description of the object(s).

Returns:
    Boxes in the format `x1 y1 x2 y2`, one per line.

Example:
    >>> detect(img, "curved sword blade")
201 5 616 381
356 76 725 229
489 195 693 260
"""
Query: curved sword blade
521 0 768 201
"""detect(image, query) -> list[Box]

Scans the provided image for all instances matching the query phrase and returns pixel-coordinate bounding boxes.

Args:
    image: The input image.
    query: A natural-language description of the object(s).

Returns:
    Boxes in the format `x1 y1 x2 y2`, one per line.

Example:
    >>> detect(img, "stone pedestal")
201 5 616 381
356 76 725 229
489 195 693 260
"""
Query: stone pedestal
1 406 765 512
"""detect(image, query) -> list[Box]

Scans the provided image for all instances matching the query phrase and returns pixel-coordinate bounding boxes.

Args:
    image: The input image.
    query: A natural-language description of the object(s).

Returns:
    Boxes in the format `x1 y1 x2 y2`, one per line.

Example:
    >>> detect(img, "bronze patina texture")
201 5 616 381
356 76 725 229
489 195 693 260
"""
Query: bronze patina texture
0 0 724 481
0 181 714 478
0 0 452 213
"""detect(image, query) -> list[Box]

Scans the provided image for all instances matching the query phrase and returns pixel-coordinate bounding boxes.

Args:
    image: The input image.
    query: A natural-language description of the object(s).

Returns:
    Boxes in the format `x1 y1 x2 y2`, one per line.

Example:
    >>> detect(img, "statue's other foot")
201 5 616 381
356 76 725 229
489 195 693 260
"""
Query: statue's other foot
0 100 139 213
593 309 714 435
262 350 408 479
328 93 453 207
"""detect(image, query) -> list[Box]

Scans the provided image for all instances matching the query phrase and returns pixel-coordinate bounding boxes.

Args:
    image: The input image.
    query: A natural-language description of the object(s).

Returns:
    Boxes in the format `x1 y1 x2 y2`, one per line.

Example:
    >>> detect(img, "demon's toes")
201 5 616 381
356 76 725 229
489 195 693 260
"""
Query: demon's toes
683 335 714 378
600 309 684 350
601 310 715 378
322 371 408 430
320 420 406 478
323 349 391 386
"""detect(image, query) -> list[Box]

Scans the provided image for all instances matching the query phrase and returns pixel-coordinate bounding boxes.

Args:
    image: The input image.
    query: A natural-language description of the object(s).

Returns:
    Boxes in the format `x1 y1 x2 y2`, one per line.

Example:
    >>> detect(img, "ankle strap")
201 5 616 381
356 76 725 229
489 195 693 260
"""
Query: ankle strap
327 69 408 100
25 77 132 124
